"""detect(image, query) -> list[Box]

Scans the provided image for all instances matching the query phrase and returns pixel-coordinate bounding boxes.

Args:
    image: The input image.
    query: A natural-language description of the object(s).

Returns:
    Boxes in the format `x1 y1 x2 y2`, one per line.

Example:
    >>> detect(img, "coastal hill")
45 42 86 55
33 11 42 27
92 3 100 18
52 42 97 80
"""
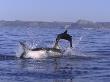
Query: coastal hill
71 19 98 28
0 20 110 28
0 20 72 28
71 19 110 28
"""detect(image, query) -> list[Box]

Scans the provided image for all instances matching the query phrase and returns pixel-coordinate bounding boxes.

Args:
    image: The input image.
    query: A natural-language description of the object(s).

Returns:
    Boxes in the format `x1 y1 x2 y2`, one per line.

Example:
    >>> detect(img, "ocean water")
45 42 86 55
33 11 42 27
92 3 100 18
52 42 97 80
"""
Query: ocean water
0 26 110 82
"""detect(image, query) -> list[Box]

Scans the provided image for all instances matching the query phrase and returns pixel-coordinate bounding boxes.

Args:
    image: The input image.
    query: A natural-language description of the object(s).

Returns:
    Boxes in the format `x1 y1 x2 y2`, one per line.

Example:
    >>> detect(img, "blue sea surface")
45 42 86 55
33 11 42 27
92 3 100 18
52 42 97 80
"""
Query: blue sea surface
0 26 110 82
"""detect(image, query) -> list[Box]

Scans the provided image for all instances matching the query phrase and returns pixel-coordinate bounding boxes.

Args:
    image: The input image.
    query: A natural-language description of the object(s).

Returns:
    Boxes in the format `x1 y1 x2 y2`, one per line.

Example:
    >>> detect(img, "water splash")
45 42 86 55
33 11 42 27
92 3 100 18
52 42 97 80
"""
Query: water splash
62 36 97 58
63 47 84 56
15 32 96 59
16 42 24 57
72 36 83 49
64 25 71 30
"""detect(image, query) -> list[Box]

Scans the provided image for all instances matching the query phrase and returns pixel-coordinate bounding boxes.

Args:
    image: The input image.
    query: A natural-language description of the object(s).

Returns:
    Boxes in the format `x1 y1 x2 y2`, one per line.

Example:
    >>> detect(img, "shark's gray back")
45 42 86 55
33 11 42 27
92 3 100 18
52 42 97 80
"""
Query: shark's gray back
31 48 62 53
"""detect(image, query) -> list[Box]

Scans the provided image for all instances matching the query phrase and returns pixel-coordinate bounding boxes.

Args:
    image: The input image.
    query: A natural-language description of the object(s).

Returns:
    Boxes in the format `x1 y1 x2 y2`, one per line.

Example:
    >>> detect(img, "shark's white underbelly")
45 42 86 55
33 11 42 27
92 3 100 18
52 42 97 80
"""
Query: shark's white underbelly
25 50 47 59
24 50 61 59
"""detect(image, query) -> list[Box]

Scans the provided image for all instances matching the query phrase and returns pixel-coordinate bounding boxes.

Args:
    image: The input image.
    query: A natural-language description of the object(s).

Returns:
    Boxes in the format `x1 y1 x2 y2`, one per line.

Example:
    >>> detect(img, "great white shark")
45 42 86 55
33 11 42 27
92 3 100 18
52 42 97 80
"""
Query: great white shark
19 30 72 59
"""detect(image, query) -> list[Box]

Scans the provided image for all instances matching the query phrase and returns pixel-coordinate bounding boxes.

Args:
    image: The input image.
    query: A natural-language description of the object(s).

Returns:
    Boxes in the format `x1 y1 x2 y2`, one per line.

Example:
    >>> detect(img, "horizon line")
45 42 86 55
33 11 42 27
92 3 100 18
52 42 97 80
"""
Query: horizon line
0 19 110 23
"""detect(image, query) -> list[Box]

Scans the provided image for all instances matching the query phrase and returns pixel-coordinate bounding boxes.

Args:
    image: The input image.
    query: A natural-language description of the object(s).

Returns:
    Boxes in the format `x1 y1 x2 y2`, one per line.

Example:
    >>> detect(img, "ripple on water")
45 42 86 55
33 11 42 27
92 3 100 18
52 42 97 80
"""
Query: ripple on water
0 27 110 82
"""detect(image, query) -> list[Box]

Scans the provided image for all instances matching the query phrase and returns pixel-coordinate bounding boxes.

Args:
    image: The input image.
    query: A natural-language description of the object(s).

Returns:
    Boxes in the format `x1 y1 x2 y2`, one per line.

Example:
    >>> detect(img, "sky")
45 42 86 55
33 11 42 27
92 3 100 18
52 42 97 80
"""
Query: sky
0 0 110 22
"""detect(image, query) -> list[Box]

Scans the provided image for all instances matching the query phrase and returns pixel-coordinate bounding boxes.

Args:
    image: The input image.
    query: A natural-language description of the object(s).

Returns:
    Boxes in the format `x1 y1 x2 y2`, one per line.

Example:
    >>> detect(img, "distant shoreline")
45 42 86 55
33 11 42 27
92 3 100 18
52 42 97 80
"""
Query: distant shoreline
0 19 110 28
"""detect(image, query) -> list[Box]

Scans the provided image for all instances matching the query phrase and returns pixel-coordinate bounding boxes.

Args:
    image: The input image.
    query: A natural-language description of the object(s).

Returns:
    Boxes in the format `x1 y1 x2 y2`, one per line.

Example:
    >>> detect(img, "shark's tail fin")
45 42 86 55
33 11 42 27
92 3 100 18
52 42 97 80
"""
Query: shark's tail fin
19 41 27 50
19 41 29 58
